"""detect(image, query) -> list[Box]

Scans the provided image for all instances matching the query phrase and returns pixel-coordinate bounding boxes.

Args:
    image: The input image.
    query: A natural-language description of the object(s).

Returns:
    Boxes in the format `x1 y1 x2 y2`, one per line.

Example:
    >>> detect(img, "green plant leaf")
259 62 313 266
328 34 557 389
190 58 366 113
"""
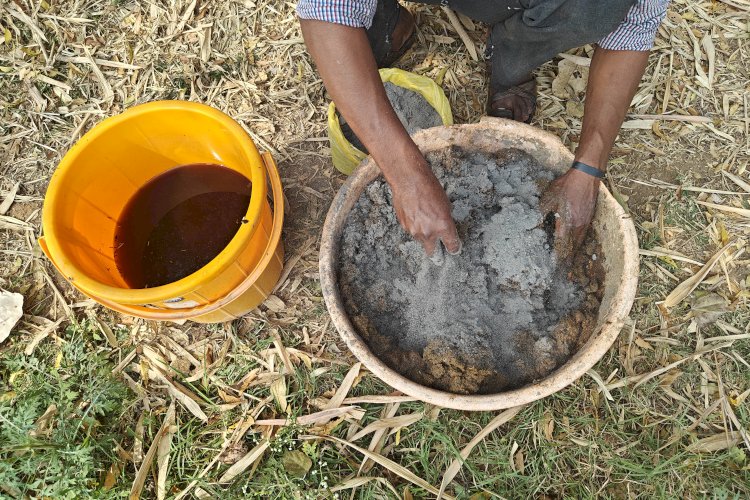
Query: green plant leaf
281 450 312 478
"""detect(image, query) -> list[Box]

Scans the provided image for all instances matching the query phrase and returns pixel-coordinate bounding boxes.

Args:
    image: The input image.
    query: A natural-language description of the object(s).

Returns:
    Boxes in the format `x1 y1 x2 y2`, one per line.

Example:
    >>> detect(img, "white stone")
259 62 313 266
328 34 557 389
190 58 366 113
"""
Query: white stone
0 290 24 344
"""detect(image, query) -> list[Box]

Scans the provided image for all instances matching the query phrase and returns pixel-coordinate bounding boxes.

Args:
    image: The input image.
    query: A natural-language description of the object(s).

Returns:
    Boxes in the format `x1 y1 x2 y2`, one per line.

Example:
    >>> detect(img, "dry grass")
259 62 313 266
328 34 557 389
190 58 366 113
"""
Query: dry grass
1 0 749 498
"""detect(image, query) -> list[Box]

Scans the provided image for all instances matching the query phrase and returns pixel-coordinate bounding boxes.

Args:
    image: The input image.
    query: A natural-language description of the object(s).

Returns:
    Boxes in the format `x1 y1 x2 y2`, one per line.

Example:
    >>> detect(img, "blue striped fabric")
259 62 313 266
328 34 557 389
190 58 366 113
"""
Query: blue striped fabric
297 0 378 28
296 0 671 51
598 0 669 50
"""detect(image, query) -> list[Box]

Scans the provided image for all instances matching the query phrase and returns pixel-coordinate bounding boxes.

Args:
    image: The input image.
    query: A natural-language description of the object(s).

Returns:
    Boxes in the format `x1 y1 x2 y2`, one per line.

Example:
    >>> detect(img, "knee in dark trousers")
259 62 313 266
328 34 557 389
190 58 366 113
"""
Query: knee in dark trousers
487 0 636 90
365 0 637 91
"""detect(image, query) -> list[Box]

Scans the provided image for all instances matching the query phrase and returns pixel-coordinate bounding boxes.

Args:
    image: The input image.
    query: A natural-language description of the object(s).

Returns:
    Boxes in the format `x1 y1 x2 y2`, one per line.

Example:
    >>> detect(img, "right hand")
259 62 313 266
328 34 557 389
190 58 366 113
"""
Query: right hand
389 158 461 257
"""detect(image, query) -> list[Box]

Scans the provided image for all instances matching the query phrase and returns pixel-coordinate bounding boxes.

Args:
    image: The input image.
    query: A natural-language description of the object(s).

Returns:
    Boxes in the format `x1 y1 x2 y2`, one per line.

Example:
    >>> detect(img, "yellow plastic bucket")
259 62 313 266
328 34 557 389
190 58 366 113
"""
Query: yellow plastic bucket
40 101 285 323
327 68 454 175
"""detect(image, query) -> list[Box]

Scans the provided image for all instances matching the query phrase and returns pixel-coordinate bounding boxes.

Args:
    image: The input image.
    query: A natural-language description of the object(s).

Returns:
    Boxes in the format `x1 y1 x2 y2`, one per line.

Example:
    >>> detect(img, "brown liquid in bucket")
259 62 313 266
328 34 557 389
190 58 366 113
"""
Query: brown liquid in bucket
114 163 251 289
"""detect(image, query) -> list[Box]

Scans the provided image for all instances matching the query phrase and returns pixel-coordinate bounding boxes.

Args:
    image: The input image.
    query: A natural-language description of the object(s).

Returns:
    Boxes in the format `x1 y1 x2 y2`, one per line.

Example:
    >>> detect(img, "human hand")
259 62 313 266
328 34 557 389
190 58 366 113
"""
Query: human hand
540 168 601 263
389 158 462 258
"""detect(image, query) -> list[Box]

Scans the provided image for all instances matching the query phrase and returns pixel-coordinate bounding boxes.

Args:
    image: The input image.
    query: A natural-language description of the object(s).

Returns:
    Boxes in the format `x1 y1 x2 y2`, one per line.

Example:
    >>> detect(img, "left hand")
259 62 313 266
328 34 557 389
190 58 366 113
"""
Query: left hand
539 168 601 263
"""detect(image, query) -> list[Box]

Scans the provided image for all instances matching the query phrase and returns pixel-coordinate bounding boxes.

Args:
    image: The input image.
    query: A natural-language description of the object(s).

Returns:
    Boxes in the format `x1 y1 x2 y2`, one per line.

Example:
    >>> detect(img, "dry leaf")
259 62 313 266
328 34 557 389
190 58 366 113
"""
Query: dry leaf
621 119 655 129
701 34 715 88
424 403 442 421
688 431 743 453
661 243 733 308
437 406 524 499
255 406 362 427
129 403 175 500
156 407 176 500
281 450 312 478
509 441 519 471
30 404 57 438
558 52 591 66
570 437 597 448
219 440 270 483
565 99 585 118
630 342 731 389
634 337 654 350
586 369 614 401
94 316 119 348
330 476 378 492
24 317 64 356
552 59 576 97
467 493 492 500
264 294 286 312
696 200 750 218
270 375 288 413
218 388 243 404
542 412 555 441
721 170 750 194
441 7 477 61
690 293 730 326
659 369 683 387
272 330 294 374
323 362 361 410
149 368 208 422
361 402 400 473
317 436 453 500
0 182 19 215
513 447 525 473
133 413 145 466
103 461 120 491
349 412 423 442
456 12 475 31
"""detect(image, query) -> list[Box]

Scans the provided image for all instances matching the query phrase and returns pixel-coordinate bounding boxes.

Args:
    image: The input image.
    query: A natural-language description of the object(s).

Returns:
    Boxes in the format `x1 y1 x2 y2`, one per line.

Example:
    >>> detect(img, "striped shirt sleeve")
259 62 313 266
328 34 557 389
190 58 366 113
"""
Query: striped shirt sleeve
598 0 670 51
296 0 378 29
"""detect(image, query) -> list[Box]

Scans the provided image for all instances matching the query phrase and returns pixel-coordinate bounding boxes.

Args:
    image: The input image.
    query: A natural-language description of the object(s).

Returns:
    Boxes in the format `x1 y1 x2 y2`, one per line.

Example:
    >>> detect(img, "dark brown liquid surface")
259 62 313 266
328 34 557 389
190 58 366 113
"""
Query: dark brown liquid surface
114 163 251 289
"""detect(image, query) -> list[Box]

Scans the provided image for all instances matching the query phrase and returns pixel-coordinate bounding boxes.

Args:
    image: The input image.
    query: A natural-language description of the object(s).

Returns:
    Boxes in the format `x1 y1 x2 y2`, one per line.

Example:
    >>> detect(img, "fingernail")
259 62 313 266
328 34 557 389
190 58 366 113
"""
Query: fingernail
447 239 463 256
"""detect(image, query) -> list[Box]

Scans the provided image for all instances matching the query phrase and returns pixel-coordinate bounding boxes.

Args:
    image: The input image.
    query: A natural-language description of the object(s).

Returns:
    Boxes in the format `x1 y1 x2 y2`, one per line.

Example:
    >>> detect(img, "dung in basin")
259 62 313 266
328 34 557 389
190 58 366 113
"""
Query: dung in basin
339 146 606 395
319 118 639 411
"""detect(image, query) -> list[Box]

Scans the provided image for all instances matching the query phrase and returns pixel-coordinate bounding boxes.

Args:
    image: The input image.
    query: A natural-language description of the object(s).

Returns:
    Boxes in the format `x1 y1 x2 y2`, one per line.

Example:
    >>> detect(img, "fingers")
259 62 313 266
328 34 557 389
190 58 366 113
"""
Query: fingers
420 233 437 257
415 225 461 266
553 214 574 264
440 224 462 255
538 187 557 219
572 224 589 250
429 240 445 266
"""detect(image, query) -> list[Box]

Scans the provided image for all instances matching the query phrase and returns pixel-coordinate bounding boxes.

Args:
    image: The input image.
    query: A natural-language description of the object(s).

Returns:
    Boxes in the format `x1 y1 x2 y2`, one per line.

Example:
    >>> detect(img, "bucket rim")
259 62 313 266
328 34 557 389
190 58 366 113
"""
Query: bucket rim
41 100 268 305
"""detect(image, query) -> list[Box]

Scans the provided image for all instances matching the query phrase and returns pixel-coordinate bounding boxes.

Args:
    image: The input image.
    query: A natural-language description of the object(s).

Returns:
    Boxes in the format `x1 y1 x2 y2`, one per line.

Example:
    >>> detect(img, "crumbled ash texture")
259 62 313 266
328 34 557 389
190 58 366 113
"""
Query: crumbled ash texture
339 147 606 394
341 82 443 153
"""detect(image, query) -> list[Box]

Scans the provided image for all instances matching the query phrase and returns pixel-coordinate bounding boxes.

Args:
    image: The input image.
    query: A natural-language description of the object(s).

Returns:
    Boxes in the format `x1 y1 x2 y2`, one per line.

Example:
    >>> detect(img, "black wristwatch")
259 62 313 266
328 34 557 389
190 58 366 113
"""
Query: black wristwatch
571 161 606 179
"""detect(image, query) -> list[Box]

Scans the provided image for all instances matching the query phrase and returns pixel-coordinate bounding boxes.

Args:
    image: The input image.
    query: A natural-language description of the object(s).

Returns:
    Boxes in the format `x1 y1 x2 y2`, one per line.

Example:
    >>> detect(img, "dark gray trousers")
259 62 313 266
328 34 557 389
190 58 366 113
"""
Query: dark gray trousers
368 0 636 95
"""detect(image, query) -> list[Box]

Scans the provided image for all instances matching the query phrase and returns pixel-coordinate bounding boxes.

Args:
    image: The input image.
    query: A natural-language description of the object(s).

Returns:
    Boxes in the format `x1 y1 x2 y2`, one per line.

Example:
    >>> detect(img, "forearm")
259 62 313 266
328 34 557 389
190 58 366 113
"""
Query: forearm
575 47 650 171
299 20 426 185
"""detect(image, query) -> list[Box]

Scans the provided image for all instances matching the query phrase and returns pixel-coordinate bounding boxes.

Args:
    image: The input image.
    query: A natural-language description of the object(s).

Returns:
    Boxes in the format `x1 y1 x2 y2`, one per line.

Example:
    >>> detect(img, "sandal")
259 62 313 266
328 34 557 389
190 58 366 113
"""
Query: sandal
487 79 538 124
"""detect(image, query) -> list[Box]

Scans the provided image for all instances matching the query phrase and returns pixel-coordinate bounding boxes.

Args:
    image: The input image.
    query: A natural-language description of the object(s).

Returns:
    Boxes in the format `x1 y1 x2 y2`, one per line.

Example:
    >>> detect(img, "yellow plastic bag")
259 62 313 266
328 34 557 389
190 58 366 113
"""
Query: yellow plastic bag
327 67 453 175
